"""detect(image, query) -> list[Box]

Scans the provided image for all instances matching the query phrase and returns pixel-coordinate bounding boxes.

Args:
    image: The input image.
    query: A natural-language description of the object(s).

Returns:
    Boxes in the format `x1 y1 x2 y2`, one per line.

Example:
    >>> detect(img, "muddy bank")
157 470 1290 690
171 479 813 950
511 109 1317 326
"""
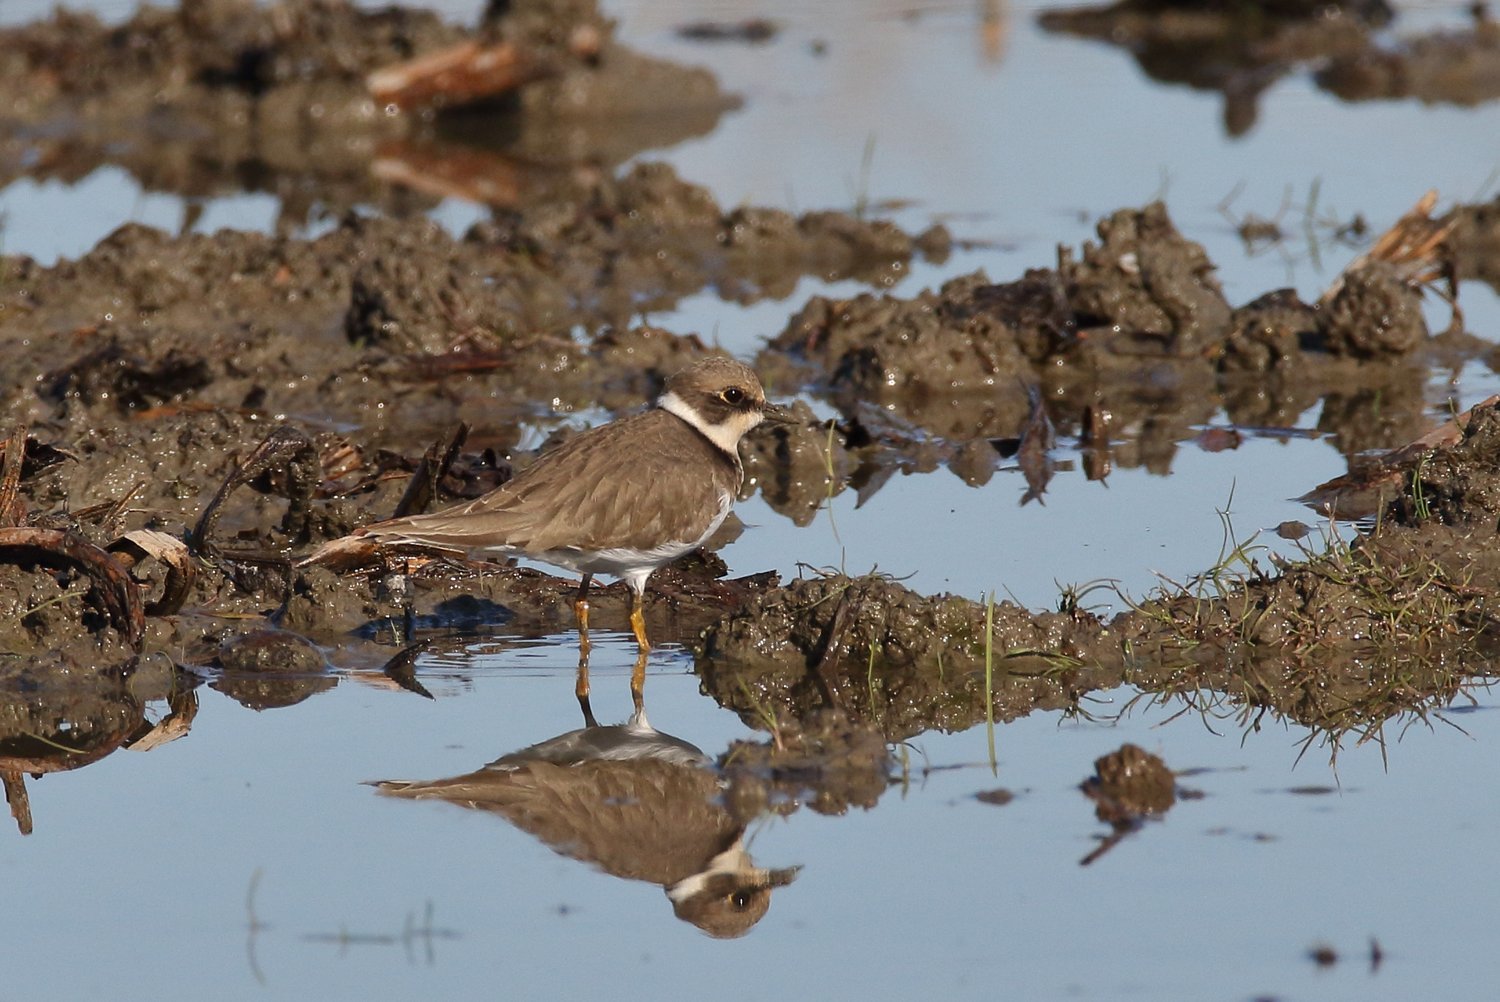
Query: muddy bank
1038 0 1496 135
1317 17 1500 108
0 179 1495 762
700 400 1500 747
0 0 737 218
0 161 943 441
0 149 949 667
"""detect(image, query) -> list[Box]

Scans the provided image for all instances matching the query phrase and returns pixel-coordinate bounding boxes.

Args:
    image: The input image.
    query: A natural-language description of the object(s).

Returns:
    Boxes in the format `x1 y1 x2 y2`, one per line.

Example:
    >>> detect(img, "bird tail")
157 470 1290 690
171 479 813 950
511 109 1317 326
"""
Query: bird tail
298 531 384 570
298 514 469 571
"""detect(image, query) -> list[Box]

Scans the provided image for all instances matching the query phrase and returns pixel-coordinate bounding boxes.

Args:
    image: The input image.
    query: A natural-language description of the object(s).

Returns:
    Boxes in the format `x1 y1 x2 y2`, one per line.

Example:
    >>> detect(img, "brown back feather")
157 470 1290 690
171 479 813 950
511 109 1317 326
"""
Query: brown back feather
365 408 741 553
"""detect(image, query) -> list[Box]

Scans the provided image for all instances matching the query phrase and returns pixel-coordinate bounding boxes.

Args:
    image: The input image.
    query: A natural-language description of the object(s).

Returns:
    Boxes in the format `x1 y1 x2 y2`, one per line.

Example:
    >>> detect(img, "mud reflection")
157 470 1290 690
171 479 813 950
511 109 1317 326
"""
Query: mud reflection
699 512 1500 762
0 0 738 220
0 655 198 835
1039 0 1497 136
373 692 801 938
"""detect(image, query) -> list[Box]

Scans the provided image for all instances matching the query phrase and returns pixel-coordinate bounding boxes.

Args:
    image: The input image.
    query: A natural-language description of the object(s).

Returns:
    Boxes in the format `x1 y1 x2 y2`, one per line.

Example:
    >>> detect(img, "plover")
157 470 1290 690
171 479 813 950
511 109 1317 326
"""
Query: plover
306 356 788 672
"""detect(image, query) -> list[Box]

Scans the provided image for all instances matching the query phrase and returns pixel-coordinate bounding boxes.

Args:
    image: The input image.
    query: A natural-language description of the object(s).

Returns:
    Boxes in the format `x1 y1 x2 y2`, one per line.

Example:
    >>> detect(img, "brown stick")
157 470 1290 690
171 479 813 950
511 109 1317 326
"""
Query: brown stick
0 527 145 647
367 40 543 111
2 771 32 837
393 422 470 519
190 425 318 555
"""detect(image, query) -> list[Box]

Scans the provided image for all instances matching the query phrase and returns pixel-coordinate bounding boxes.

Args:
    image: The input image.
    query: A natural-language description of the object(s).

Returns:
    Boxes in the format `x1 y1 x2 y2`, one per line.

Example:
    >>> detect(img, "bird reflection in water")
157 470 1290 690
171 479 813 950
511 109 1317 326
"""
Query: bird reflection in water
371 657 800 938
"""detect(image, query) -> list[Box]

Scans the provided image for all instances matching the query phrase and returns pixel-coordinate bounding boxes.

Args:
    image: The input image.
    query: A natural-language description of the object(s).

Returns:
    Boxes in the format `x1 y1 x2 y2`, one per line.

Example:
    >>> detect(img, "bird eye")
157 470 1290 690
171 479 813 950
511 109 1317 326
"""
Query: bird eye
721 386 746 405
731 891 752 910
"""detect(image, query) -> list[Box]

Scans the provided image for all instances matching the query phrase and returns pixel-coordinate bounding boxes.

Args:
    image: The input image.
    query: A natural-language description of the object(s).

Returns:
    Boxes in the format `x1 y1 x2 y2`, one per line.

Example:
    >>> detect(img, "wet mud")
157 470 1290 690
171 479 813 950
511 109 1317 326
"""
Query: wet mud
753 197 1471 518
2 1 1500 825
3 179 1496 761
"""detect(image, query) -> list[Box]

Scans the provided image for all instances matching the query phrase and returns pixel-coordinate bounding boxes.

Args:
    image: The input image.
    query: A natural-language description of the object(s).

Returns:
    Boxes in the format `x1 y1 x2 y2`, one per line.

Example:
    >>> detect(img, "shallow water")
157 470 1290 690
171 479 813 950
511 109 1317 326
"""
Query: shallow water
4 1 1500 999
7 644 1498 1001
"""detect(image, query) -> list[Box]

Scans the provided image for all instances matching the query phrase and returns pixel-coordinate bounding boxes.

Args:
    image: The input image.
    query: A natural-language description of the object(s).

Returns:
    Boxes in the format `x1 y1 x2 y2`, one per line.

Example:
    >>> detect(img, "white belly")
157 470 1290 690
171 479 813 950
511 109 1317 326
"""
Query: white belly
518 490 734 594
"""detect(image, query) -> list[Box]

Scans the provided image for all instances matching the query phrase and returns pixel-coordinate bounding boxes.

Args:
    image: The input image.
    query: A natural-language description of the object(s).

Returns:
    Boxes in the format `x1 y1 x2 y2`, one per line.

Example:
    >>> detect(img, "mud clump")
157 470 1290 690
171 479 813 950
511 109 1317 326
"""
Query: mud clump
344 247 525 355
761 199 1443 493
764 203 1230 400
1443 193 1500 294
217 629 327 674
1077 742 1178 864
1081 743 1175 827
1219 289 1319 372
1060 203 1232 356
208 601 337 710
698 572 1122 741
1390 402 1500 526
1318 261 1427 358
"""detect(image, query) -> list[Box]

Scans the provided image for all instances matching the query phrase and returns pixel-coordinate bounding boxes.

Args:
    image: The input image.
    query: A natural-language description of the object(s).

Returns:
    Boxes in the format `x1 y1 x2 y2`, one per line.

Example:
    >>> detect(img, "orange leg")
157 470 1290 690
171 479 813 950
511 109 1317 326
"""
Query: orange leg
574 574 595 722
630 647 648 714
574 574 593 655
628 588 650 652
628 588 650 709
575 643 598 728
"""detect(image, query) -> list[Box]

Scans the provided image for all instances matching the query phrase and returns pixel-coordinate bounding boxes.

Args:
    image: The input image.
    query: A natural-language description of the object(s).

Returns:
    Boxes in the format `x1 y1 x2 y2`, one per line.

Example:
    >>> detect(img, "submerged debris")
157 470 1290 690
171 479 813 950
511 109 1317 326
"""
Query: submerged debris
1081 743 1175 824
675 19 781 44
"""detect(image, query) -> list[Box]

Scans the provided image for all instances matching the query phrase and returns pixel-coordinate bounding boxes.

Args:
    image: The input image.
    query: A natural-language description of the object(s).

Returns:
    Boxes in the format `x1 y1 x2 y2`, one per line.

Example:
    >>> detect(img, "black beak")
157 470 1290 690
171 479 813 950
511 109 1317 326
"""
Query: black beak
760 401 797 426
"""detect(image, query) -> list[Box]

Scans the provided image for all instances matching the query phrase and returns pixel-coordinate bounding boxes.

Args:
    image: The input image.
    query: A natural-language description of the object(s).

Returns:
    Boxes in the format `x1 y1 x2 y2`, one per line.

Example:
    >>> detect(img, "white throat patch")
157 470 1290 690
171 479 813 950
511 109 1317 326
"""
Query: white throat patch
659 390 762 456
665 843 755 904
